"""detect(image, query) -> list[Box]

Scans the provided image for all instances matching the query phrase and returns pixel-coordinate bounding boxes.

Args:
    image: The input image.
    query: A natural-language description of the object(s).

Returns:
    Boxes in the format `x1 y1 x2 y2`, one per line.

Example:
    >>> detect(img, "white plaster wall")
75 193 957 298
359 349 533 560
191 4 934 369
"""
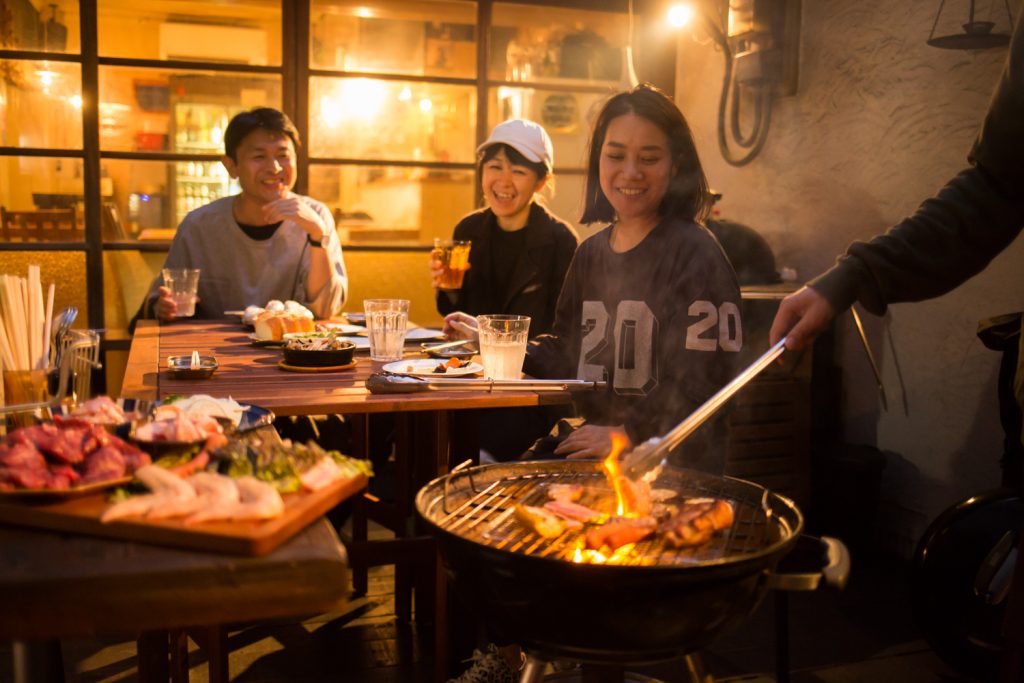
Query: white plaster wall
674 0 1024 555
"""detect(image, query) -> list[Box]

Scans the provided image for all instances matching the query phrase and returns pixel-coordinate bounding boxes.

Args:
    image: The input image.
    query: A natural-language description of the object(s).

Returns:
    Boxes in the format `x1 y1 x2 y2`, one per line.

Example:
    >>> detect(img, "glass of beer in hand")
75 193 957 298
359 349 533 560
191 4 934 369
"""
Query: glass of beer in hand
432 239 471 290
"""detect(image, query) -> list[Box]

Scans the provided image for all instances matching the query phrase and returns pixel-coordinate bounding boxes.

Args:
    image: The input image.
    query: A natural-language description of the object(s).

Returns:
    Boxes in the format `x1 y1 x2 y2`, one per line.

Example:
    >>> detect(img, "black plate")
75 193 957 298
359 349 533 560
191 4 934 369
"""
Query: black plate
282 341 356 367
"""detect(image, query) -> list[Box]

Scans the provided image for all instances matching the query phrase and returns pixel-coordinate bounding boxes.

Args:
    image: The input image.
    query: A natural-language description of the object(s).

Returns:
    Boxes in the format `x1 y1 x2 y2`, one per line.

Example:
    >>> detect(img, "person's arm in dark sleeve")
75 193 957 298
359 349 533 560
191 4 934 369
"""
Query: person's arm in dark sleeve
813 11 1024 315
774 13 1024 350
812 165 1024 316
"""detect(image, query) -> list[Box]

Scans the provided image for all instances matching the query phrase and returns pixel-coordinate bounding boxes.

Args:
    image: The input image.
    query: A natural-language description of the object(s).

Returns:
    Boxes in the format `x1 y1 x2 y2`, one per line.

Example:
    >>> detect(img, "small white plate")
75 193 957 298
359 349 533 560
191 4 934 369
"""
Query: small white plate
355 327 444 341
318 323 365 335
382 359 484 377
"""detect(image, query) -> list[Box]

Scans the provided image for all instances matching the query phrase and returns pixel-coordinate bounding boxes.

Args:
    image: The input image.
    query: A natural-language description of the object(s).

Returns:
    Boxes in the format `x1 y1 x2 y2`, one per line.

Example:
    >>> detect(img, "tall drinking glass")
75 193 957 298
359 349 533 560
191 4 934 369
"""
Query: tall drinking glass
476 315 530 380
431 239 472 290
364 299 410 362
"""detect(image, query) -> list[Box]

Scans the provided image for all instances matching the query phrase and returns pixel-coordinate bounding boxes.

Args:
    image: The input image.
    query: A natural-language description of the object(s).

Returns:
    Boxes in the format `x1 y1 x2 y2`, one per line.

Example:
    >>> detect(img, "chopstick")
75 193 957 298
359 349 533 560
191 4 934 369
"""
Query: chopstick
0 267 57 372
421 338 474 353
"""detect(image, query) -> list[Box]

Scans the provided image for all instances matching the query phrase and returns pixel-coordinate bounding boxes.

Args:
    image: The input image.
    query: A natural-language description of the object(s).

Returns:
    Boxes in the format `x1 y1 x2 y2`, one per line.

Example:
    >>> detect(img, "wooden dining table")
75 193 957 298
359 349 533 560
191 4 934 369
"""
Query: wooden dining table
120 319 573 680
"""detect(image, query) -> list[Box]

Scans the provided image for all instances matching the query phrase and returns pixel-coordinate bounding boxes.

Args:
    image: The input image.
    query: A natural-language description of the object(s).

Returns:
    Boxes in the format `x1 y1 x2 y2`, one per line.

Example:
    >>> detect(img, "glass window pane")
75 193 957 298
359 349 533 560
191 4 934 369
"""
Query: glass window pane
490 3 627 85
0 156 84 243
310 77 476 163
104 250 164 335
99 66 281 153
544 173 593 240
0 252 89 329
1 0 80 54
311 0 476 78
309 163 475 246
488 87 605 170
0 60 82 149
100 159 239 241
97 0 281 65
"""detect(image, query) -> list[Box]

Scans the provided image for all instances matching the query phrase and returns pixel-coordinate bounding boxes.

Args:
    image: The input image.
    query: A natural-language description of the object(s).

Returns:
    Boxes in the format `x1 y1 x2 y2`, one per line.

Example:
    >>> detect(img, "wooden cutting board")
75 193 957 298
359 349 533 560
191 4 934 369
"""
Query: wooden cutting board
0 473 367 556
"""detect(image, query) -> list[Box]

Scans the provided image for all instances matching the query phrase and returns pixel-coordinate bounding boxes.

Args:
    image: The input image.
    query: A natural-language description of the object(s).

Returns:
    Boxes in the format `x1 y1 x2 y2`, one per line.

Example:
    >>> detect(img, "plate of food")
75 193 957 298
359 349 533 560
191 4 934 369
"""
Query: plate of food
317 322 364 335
282 337 357 368
382 358 483 377
421 341 477 360
159 395 274 433
0 419 150 497
352 327 444 342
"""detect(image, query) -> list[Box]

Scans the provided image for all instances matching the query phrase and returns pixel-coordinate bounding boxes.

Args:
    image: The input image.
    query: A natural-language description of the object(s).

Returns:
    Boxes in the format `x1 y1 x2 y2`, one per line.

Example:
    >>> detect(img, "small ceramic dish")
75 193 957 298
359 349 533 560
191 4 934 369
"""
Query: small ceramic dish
420 342 477 360
166 355 218 379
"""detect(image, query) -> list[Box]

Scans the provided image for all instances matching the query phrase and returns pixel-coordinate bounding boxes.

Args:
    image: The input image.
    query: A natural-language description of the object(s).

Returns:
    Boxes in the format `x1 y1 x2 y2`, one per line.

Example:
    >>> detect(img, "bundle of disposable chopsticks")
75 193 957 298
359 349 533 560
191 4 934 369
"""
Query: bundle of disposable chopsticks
0 265 55 372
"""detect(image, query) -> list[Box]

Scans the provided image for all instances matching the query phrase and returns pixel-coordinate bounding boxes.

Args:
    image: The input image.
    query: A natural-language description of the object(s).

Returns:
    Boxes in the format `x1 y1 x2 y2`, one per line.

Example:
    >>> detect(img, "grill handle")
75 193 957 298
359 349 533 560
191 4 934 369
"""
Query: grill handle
622 339 786 479
766 535 851 592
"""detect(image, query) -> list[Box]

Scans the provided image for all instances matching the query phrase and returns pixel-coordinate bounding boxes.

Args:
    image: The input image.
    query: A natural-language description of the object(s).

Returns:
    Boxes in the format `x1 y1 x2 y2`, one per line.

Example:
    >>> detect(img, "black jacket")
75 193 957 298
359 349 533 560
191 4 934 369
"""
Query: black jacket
436 203 579 335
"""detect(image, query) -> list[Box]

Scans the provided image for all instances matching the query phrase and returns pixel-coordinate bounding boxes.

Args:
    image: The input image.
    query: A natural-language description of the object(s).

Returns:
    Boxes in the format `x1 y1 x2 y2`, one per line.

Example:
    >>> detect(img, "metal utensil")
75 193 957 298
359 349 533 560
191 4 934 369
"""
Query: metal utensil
51 306 78 369
622 338 787 479
421 338 474 353
849 307 888 411
367 372 605 394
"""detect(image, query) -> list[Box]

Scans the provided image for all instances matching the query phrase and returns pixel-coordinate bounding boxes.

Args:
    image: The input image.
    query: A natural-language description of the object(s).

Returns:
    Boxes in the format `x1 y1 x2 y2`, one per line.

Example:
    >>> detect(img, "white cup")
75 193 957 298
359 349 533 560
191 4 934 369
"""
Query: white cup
162 268 200 317
364 299 410 362
476 314 530 380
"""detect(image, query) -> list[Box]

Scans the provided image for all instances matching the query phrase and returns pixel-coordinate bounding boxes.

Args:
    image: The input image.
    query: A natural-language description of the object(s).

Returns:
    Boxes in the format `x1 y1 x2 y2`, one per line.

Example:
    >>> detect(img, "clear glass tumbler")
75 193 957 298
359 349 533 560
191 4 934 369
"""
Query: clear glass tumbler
476 314 530 380
364 299 410 361
162 268 201 317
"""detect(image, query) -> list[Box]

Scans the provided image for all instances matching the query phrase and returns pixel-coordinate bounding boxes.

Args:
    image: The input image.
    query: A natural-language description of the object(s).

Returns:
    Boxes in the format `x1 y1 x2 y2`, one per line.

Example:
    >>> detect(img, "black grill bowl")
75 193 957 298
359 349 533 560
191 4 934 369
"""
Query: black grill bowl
416 460 803 664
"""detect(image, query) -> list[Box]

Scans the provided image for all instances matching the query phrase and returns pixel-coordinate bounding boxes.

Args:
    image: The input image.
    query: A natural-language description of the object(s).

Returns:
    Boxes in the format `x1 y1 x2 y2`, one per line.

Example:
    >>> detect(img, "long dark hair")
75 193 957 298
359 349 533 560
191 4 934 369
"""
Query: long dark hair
580 83 711 225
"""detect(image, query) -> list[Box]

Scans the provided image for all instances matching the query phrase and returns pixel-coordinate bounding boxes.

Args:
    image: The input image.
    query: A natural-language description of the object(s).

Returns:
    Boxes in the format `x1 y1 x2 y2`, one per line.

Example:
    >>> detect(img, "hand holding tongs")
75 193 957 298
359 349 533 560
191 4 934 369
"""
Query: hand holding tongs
367 371 606 394
622 339 787 480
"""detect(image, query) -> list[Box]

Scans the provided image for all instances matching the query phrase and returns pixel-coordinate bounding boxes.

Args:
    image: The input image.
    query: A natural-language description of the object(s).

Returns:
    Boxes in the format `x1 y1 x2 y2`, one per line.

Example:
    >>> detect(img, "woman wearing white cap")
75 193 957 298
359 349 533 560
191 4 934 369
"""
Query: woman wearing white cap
432 118 578 336
432 118 579 461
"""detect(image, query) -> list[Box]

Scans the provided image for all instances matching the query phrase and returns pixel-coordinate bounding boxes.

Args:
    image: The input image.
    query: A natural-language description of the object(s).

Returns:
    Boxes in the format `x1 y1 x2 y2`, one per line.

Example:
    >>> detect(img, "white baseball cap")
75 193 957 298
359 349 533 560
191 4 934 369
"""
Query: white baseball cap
477 119 553 173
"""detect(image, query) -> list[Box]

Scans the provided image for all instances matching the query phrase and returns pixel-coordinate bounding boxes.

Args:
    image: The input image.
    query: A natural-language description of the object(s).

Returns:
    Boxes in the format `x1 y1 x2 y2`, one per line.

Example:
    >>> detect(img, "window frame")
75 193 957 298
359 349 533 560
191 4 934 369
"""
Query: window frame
0 0 662 337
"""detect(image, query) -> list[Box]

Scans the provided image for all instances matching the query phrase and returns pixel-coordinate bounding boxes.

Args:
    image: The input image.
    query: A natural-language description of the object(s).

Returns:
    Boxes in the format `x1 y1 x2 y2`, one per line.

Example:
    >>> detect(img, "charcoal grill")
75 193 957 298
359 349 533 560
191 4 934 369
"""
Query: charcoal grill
416 460 832 670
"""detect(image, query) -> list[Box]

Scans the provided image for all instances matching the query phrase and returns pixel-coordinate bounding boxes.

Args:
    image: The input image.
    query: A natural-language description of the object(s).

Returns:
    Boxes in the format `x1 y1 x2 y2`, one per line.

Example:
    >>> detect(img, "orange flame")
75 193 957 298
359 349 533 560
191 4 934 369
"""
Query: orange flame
602 432 630 517
571 540 644 565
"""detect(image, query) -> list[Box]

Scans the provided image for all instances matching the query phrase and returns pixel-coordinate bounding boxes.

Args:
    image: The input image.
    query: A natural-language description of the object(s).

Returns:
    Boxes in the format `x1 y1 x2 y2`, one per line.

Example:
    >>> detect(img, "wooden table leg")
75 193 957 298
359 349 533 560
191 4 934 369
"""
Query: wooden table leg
349 414 370 595
169 628 189 683
430 409 477 682
137 630 169 683
204 625 229 683
11 640 64 683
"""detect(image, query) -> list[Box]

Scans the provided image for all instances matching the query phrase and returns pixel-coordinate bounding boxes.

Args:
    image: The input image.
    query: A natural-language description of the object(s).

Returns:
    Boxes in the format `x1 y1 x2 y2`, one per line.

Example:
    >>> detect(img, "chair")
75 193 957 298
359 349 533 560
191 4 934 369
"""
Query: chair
0 206 83 242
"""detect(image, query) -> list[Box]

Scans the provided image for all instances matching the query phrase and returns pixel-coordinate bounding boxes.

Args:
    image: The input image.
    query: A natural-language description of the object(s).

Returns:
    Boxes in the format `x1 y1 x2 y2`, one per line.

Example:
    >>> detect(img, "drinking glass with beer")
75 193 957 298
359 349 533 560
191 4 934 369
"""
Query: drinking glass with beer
431 239 472 290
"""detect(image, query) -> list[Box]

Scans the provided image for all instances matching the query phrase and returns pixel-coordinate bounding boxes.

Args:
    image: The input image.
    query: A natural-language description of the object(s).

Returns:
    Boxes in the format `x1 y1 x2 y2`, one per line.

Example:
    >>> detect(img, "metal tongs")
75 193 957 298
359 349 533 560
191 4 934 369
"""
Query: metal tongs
367 371 606 394
622 339 787 480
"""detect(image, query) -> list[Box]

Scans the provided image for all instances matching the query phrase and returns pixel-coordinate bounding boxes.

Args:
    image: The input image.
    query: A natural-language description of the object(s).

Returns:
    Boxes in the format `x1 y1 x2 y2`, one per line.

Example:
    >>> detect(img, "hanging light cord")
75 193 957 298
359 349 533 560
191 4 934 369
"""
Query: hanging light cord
701 1 774 166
